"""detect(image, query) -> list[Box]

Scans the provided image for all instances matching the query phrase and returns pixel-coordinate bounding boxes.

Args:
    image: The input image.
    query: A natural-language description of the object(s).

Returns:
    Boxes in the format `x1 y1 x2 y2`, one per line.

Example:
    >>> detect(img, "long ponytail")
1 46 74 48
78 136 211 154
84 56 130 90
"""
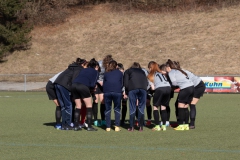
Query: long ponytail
166 59 188 77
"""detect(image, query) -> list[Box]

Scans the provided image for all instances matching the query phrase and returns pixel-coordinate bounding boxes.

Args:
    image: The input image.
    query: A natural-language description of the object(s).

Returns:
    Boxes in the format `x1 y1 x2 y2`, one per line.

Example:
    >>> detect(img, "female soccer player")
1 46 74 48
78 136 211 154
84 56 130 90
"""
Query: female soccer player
71 58 100 131
46 71 63 129
92 55 114 127
147 61 171 131
54 58 83 130
117 63 128 126
124 62 148 131
103 60 123 131
174 61 206 129
165 59 194 131
159 64 175 127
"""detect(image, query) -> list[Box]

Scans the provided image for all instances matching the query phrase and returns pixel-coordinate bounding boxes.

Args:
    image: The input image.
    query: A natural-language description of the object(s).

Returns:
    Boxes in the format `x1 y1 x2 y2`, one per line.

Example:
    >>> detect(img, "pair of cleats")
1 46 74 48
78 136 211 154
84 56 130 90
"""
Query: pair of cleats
152 125 166 131
55 124 62 130
160 121 170 127
74 125 98 131
94 120 106 127
145 120 151 126
106 126 121 132
80 122 88 128
87 127 98 131
174 124 189 131
128 126 143 132
61 124 74 130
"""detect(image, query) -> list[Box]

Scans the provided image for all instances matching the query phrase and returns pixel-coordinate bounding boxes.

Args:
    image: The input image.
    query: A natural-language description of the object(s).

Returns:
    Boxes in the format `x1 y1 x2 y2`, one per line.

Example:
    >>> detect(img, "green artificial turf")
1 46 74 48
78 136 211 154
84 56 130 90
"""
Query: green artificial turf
0 92 240 160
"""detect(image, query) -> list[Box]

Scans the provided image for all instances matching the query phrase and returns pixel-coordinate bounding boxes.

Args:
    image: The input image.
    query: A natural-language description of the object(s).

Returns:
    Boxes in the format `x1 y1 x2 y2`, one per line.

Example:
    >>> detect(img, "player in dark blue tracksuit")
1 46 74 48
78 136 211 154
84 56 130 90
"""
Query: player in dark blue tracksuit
124 62 148 131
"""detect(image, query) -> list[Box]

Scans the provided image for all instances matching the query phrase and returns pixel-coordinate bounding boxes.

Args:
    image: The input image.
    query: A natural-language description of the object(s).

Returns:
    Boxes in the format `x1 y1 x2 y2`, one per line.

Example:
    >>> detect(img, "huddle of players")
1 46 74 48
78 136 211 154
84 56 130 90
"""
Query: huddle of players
46 55 205 131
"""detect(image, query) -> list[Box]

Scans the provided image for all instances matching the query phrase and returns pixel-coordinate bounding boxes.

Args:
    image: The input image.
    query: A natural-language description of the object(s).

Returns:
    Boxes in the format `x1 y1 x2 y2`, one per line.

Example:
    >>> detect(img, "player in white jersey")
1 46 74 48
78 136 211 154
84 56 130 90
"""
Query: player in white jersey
174 61 205 129
46 71 63 129
166 59 194 131
147 61 171 131
159 64 175 127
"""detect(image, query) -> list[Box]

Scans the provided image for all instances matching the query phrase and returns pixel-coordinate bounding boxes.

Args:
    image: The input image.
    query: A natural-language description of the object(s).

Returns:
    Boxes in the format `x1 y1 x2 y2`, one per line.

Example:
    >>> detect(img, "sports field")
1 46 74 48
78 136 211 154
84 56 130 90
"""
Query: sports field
0 92 239 160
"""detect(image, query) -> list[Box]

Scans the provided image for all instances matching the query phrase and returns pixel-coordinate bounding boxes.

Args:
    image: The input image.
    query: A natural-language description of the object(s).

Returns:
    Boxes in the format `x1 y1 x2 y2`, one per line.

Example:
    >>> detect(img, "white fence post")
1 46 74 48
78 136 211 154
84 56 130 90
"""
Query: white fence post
24 74 27 92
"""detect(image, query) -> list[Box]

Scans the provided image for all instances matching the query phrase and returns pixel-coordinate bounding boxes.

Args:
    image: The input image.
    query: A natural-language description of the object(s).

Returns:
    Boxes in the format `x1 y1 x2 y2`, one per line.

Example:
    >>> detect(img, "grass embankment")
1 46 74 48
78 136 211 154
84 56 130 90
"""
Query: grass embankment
0 3 239 75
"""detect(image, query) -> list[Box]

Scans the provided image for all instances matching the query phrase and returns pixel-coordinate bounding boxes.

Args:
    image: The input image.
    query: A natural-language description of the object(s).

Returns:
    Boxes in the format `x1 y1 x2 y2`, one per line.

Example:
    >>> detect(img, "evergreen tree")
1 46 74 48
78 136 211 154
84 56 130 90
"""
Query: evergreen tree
0 0 32 60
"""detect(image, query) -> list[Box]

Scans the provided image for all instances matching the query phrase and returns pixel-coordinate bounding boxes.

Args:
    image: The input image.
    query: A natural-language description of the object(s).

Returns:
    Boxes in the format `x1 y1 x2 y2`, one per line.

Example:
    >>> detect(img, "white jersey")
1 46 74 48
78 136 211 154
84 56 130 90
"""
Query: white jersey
152 72 171 88
142 68 151 90
98 60 105 82
142 68 149 76
168 69 194 89
49 71 63 83
184 69 202 87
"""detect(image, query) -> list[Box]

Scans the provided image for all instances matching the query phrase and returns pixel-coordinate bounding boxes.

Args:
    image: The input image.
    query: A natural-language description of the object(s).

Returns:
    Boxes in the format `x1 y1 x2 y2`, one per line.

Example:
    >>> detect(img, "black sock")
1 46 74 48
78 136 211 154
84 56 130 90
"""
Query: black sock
184 108 189 124
190 104 196 126
55 106 61 124
100 104 105 121
146 105 152 120
86 108 93 128
175 99 179 121
121 103 127 122
166 106 170 121
153 110 160 125
178 108 185 125
92 102 98 121
74 108 81 127
161 110 167 125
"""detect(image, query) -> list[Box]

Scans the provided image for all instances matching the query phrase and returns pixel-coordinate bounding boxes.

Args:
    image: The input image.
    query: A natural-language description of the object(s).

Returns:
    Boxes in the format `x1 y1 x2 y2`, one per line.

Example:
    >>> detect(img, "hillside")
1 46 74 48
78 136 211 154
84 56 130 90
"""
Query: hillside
0 3 239 75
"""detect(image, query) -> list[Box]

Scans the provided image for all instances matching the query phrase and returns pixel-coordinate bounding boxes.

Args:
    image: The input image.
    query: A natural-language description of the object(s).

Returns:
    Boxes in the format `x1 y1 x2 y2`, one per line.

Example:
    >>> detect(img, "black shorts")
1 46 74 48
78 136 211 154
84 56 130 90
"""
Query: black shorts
71 83 91 99
95 82 103 94
147 89 153 100
46 81 57 100
194 81 206 98
178 86 194 104
170 89 174 98
153 86 171 107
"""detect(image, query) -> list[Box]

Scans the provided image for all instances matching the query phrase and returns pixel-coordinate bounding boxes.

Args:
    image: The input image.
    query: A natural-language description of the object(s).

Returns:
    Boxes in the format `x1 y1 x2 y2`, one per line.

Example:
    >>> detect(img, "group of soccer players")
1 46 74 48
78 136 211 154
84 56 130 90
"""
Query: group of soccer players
46 55 205 131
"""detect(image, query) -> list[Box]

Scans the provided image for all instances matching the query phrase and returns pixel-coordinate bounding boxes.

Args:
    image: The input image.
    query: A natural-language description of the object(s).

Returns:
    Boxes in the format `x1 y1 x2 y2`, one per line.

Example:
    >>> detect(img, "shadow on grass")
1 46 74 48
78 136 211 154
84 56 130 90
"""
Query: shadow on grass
43 122 56 127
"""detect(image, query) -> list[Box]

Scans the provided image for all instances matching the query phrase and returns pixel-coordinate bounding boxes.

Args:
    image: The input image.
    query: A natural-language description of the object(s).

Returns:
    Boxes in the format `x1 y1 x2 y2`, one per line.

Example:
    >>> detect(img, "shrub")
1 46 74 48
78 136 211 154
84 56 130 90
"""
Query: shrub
0 0 32 60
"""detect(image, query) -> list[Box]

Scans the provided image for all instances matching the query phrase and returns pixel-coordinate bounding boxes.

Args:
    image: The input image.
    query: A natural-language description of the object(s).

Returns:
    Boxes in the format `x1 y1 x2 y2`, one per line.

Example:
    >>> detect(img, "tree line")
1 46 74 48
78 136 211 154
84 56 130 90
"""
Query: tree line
0 0 239 60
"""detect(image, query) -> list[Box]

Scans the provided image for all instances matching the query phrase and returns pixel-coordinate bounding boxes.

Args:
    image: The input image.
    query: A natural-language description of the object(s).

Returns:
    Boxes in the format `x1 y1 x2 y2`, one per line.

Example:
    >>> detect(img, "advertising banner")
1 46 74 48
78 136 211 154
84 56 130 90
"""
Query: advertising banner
174 76 240 93
201 76 240 93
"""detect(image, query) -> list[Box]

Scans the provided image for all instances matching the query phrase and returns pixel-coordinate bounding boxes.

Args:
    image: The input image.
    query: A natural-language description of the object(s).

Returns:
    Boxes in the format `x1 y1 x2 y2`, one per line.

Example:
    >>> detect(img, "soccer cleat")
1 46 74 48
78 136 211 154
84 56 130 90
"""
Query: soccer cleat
139 126 143 132
145 120 151 126
106 128 111 132
135 121 139 127
128 127 134 132
55 124 62 130
74 126 82 131
152 126 161 131
174 125 185 131
184 124 189 130
189 126 195 129
161 125 166 131
160 121 163 127
101 120 106 126
87 127 98 131
61 124 74 130
115 126 121 132
166 121 170 127
94 120 101 127
81 122 88 128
